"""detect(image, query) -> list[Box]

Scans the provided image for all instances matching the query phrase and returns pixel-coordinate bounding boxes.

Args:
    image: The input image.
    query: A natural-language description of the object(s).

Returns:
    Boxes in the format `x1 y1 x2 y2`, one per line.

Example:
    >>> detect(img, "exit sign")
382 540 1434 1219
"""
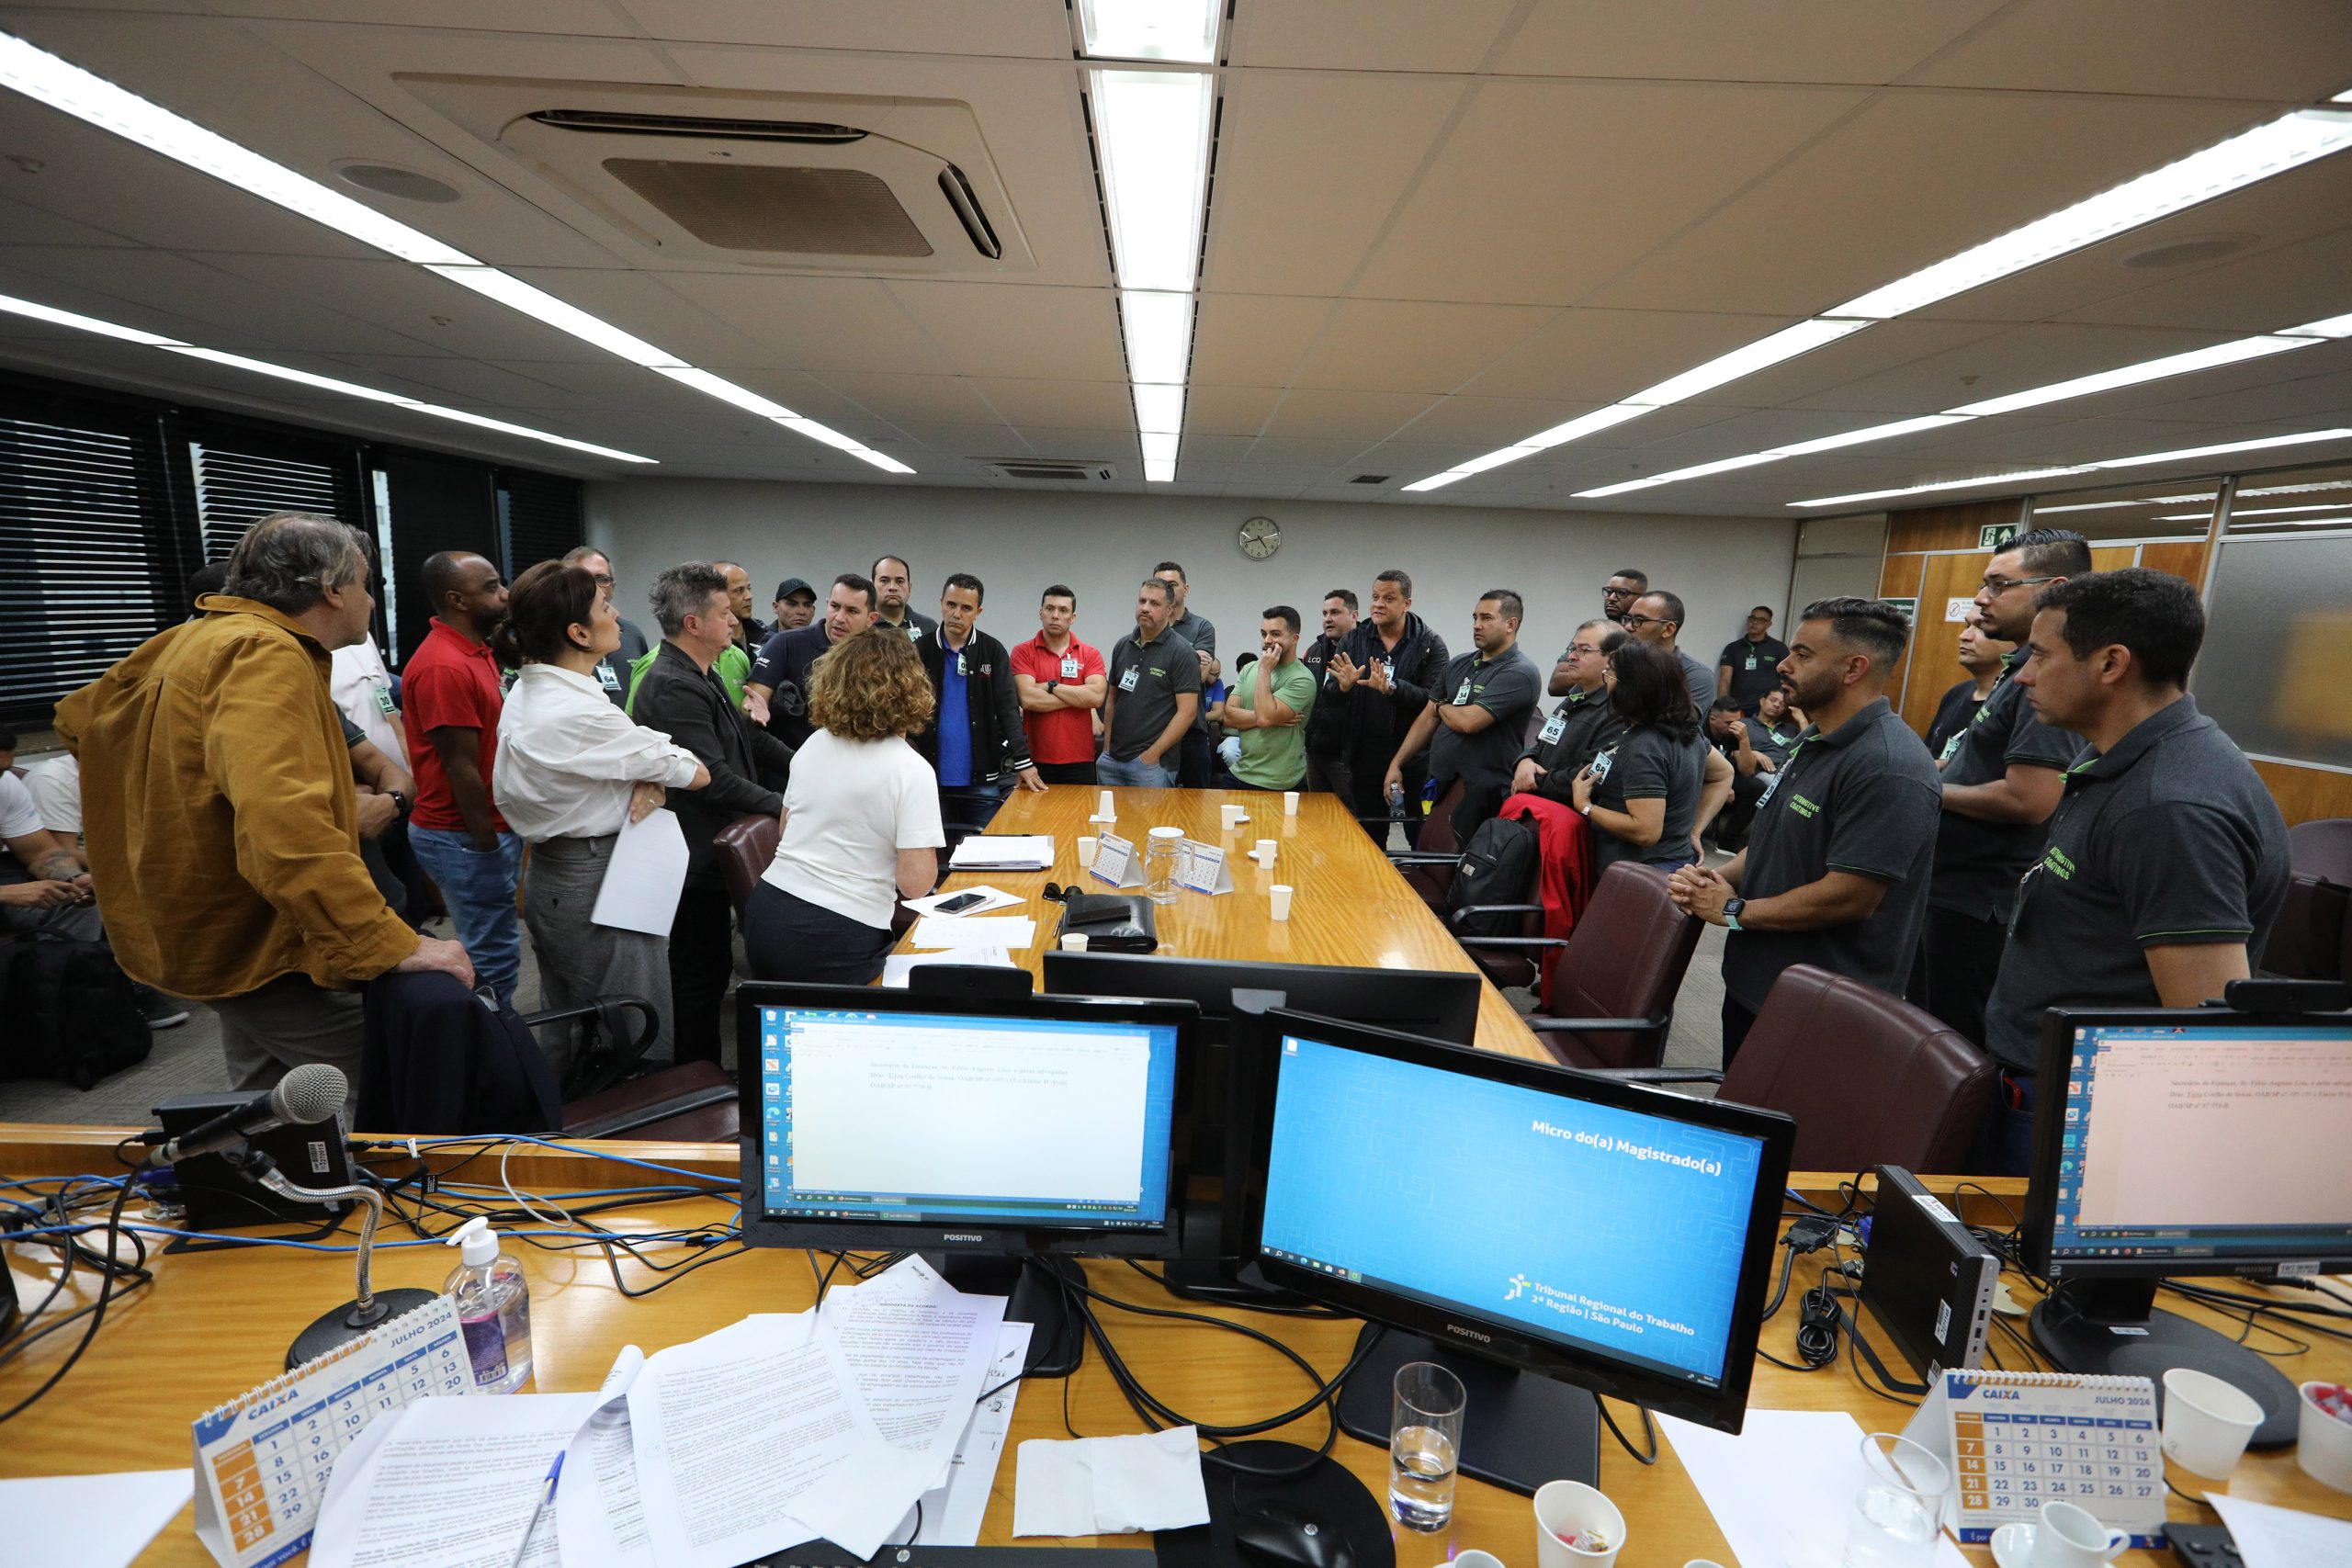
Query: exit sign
1979 522 2019 549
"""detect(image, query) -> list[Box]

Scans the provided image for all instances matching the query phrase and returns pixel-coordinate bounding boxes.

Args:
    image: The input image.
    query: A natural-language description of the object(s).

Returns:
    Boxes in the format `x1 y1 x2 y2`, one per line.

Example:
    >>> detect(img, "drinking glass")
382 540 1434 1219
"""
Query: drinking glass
1843 1432 1948 1568
1388 1361 1465 1531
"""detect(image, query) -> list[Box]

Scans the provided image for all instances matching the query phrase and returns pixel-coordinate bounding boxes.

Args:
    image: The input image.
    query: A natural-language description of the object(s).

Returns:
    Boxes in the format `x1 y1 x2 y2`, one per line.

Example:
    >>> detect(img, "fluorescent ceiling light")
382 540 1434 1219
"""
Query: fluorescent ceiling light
1522 403 1657 449
2158 502 2350 520
1949 335 2317 416
424 266 680 367
2091 427 2352 469
1768 414 1977 457
1830 109 2352 319
650 367 797 420
2240 479 2352 498
1792 467 2094 508
1091 70 1213 292
1623 319 1869 406
0 288 652 462
1401 470 1473 493
1453 444 1554 477
0 33 471 266
2036 491 2216 513
1140 431 1180 462
1077 0 1219 62
1133 383 1184 434
1576 452 1784 498
1121 291 1194 385
2281 310 2352 338
2232 513 2352 528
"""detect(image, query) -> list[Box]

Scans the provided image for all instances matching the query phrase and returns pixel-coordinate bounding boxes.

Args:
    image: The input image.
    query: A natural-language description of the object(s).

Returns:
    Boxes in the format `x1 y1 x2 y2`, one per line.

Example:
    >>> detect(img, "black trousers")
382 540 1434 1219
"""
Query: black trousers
1177 729 1214 789
668 883 736 1065
1348 754 1427 848
1722 995 1760 1068
743 882 897 987
1305 750 1352 801
1919 905 2008 1048
1035 760 1098 785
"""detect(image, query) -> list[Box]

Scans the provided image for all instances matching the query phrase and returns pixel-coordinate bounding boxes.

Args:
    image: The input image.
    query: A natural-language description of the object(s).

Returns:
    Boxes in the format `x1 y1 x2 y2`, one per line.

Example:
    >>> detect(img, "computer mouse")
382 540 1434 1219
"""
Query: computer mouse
1233 1501 1355 1568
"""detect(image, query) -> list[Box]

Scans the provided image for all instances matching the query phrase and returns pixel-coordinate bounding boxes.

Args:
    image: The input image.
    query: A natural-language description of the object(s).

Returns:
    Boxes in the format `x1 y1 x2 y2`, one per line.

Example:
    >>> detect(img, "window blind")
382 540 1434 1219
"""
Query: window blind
495 468 585 579
190 439 355 562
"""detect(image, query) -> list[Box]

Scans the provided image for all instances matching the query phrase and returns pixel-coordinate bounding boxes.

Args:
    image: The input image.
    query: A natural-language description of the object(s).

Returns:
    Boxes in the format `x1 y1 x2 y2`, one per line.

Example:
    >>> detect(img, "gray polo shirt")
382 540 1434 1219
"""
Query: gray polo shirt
1168 609 1216 732
1675 646 1716 716
1427 644 1541 795
1929 651 2083 923
1980 695 2289 1072
1524 684 1626 779
1722 696 1944 1010
1104 627 1201 761
1589 723 1706 873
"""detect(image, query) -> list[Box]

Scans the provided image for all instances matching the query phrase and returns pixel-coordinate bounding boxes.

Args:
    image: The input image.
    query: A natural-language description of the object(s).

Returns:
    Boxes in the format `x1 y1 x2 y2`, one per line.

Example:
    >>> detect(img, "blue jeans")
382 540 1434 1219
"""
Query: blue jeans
1097 753 1177 788
1974 1066 2039 1177
409 827 524 1008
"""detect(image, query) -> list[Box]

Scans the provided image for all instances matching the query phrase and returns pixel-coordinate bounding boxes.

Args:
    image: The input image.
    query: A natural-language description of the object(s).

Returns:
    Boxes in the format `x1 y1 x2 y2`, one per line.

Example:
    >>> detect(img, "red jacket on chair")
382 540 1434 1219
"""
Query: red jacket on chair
1496 794 1596 1010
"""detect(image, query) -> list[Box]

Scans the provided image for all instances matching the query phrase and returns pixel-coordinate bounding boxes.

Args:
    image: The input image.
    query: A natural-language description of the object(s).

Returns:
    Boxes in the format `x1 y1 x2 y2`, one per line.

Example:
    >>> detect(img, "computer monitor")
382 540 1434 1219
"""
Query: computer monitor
2021 1004 2352 1447
1239 1010 1794 1492
1041 953 1483 1296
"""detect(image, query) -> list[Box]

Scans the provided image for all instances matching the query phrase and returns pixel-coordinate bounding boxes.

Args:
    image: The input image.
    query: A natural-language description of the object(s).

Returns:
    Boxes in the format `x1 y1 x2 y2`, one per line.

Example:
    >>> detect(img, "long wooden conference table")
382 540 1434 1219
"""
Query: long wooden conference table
2 786 2346 1566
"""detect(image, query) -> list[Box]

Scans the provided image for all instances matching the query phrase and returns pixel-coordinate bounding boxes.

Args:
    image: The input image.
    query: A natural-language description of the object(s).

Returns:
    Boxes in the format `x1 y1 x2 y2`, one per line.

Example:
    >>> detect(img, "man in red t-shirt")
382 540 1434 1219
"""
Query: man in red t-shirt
1009 583 1108 785
401 550 523 1005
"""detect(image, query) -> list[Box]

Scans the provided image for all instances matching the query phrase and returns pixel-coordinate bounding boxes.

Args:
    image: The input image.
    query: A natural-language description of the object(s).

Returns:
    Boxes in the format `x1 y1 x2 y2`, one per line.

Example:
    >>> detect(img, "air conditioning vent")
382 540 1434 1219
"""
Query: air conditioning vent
401 75 1035 276
989 459 1118 482
1351 474 1391 484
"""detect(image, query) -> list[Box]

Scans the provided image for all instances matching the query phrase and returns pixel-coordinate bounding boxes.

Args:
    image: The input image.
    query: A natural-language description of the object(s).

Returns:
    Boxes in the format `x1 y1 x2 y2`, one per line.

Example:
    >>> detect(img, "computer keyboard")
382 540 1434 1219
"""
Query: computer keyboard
740 1547 1159 1568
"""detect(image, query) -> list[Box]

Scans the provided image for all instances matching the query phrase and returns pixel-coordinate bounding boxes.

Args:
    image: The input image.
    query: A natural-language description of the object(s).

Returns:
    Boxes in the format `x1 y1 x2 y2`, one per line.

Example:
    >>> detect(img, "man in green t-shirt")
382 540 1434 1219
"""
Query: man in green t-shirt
1214 605 1317 791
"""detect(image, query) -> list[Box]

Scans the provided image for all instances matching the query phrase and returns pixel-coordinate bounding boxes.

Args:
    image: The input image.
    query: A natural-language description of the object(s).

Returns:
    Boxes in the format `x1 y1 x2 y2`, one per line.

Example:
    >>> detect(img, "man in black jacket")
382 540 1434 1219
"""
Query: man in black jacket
915 573 1045 835
1301 588 1357 800
632 562 794 1064
1324 570 1449 844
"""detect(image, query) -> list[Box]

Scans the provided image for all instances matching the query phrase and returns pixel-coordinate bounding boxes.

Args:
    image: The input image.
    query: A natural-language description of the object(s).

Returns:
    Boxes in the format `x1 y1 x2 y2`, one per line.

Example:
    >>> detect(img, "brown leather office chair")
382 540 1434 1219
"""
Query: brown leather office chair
561 1059 738 1142
2263 819 2352 980
1619 964 1996 1175
1388 777 1467 912
714 812 780 918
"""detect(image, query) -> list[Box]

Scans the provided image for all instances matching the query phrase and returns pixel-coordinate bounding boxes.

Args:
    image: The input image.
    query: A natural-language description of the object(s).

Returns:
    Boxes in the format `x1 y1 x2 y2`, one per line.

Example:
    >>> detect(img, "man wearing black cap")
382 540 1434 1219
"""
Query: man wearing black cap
772 577 816 632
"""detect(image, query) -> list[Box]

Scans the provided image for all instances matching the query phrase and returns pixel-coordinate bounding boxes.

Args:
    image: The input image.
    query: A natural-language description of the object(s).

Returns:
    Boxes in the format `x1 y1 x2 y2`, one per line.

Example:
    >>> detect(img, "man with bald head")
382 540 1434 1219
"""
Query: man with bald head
404 548 526 1007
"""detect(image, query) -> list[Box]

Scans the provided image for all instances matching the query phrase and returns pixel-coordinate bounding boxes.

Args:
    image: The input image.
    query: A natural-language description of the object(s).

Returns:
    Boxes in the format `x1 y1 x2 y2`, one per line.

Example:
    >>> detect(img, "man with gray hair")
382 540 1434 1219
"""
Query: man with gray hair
54 512 474 1106
631 560 796 1061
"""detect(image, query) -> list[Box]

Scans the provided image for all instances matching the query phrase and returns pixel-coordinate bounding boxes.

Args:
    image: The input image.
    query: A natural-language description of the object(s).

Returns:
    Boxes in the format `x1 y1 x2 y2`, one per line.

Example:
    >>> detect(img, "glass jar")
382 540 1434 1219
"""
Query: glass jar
1144 826 1186 905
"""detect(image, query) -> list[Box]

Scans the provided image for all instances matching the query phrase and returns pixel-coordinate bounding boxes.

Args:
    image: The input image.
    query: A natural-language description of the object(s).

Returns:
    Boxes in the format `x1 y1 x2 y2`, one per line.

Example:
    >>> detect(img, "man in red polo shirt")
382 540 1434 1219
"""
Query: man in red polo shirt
1010 583 1107 785
402 550 523 1006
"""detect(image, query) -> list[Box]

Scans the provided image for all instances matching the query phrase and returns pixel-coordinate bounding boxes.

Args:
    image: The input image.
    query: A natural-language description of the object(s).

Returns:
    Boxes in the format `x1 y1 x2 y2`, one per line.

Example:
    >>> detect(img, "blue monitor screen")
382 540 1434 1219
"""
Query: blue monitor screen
2046 1022 2352 1265
756 1006 1181 1231
1258 1034 1769 1387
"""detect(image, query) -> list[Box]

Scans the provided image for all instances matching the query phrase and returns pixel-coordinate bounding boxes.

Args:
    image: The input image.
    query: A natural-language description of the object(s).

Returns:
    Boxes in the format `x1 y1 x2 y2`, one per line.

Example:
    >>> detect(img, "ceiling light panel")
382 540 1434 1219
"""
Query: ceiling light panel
0 288 653 464
1091 70 1215 293
2090 428 2352 469
1950 336 2320 417
1792 427 2352 509
0 28 903 472
1077 0 1220 63
1576 452 1784 498
1621 319 1870 406
1793 467 2096 508
1768 414 1977 457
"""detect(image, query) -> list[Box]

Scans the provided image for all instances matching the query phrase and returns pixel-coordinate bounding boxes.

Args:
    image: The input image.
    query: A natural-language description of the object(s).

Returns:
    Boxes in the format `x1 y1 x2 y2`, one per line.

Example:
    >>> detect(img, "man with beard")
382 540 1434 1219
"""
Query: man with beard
1668 599 1941 1063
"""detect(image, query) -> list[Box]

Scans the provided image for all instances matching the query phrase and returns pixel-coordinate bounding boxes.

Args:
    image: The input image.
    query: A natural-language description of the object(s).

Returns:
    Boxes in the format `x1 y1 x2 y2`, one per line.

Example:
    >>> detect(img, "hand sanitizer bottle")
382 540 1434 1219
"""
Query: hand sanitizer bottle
443 1216 531 1393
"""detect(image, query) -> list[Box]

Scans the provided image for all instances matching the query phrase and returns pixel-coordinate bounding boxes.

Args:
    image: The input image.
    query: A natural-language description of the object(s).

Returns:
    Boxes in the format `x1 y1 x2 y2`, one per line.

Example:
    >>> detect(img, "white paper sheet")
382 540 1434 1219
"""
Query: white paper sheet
626 1311 922 1567
903 886 1023 917
307 1391 604 1568
0 1469 194 1568
1012 1426 1211 1537
2211 1495 2352 1568
555 1345 651 1568
899 1321 1033 1547
818 1256 1008 1487
590 808 691 935
908 915 1037 951
948 835 1055 870
882 947 1016 987
1658 1409 1969 1568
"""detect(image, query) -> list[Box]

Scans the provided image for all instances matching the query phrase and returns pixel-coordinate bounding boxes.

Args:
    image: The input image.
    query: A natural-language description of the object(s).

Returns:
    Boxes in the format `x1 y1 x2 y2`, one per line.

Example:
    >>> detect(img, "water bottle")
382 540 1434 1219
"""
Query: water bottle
1144 825 1185 905
443 1217 533 1393
1388 780 1407 827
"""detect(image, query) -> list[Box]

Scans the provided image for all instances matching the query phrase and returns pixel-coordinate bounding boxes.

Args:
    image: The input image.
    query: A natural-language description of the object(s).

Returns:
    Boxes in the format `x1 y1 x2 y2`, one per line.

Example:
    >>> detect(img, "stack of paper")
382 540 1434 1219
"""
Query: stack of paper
883 949 1018 987
309 1258 1025 1568
902 886 1023 918
908 914 1037 952
947 835 1055 871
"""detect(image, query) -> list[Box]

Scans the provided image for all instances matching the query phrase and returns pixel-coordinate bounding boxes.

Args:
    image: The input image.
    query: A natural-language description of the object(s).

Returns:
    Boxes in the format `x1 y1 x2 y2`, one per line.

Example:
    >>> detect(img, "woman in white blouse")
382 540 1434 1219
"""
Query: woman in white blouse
493 560 708 1070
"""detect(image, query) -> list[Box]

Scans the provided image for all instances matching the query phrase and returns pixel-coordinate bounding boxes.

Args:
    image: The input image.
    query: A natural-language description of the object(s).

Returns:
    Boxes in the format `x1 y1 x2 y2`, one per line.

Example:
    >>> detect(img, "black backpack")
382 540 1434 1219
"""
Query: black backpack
1444 815 1541 940
0 934 153 1089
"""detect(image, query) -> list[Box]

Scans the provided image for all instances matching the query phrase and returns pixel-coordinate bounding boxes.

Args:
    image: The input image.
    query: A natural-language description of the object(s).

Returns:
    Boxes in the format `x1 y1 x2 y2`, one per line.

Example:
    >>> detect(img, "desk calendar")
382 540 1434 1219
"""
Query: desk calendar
1902 1367 2165 1548
189 1293 474 1568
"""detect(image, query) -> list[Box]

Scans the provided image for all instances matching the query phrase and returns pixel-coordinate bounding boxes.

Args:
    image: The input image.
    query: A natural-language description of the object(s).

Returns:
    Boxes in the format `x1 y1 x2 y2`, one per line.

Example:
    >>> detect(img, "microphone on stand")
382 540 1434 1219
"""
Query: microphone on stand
146 1064 347 1167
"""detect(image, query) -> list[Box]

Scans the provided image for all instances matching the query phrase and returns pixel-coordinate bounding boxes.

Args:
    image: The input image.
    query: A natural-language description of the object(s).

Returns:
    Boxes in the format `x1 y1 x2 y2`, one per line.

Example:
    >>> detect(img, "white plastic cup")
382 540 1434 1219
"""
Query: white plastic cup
1255 838 1277 868
1532 1480 1624 1568
1076 835 1098 870
1097 789 1114 818
1059 934 1090 953
1269 884 1294 921
2028 1500 2129 1567
1453 1553 1505 1568
1221 803 1244 830
2161 1367 2263 1480
1283 790 1300 816
2297 1381 2352 1493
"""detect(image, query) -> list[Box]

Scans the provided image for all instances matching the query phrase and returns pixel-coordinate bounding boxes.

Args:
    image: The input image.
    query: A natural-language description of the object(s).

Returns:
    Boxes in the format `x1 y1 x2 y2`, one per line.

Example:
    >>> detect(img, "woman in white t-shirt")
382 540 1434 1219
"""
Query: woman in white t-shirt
744 626 944 985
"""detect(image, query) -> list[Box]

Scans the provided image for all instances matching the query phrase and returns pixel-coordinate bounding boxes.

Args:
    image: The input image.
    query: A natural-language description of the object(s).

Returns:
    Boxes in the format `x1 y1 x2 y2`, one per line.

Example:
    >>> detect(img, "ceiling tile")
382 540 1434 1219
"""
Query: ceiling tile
2052 228 2352 337
807 372 1006 426
1499 0 2007 85
1349 78 1871 307
1908 0 2352 101
209 1 633 31
971 377 1133 429
1783 321 2246 415
1228 0 1521 73
1181 385 1281 439
651 274 956 374
0 247 447 356
616 1 1074 56
1290 299 1555 393
1385 394 1597 448
1261 387 1438 441
1190 294 1331 387
888 282 1126 381
1459 308 1801 403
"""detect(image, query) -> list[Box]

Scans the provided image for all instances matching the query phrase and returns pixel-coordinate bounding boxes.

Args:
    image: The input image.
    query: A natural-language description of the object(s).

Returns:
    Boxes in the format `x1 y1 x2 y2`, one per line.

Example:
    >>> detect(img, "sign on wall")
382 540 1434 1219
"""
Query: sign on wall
1979 522 2019 550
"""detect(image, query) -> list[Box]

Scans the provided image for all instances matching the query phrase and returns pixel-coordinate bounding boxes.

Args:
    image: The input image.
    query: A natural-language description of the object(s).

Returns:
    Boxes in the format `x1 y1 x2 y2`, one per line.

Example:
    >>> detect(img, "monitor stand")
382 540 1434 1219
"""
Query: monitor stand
927 1253 1086 1378
2031 1280 2299 1448
1334 1325 1600 1494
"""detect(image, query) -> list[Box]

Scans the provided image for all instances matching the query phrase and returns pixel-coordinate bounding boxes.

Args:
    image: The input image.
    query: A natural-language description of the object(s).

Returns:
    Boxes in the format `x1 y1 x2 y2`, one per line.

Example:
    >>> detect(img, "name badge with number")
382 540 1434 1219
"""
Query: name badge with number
1757 768 1785 807
1590 747 1616 784
595 664 620 692
1745 654 1758 671
1061 655 1081 680
1453 678 1474 705
1118 665 1140 693
1538 711 1567 746
373 684 397 714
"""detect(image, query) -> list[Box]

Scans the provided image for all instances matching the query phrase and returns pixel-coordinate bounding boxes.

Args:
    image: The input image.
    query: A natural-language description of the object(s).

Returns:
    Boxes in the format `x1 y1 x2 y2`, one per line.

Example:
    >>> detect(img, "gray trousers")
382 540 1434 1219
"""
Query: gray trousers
0 860 106 942
209 975 366 1123
522 833 675 1082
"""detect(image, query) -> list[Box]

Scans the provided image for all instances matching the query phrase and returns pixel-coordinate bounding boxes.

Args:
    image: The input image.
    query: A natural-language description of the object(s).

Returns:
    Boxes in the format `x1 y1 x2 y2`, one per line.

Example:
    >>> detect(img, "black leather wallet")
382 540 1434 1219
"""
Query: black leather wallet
1052 893 1159 953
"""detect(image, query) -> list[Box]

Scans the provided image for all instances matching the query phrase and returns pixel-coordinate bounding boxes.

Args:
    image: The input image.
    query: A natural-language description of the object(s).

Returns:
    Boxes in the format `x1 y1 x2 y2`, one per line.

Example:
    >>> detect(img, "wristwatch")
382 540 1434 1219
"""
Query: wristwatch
1045 679 1059 695
386 787 410 818
1722 897 1746 931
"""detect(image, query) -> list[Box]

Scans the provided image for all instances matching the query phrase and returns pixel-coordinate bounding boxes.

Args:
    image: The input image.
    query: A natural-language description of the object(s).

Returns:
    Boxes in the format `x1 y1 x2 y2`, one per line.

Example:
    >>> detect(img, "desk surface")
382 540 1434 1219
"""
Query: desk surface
2 1150 2345 1568
916 785 1549 1063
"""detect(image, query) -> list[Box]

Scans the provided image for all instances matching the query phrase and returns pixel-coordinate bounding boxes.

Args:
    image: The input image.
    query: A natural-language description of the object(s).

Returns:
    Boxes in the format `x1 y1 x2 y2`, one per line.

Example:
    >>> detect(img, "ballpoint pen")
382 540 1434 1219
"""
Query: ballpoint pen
510 1450 565 1568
